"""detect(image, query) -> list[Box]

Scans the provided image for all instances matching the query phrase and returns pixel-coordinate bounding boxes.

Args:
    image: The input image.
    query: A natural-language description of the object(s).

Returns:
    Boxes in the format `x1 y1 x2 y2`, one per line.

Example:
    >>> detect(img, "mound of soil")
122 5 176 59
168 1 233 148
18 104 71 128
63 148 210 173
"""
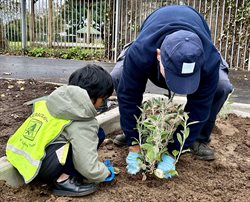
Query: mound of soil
0 79 250 202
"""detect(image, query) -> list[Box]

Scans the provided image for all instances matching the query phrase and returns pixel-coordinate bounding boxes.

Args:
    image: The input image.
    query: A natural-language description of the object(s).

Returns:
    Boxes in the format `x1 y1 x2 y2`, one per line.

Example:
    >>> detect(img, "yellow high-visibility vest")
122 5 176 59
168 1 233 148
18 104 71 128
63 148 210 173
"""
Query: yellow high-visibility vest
6 100 71 183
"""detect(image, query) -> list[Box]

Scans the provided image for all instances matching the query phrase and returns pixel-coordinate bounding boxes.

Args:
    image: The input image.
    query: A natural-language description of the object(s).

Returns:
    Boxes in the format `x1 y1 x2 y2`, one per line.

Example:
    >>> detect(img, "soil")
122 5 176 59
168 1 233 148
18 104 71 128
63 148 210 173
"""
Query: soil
0 78 250 202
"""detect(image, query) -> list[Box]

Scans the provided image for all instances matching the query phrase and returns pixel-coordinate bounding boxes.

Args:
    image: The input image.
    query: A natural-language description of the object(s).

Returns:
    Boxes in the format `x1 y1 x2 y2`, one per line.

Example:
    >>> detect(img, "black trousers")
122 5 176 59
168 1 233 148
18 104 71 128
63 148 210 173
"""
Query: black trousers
36 127 106 183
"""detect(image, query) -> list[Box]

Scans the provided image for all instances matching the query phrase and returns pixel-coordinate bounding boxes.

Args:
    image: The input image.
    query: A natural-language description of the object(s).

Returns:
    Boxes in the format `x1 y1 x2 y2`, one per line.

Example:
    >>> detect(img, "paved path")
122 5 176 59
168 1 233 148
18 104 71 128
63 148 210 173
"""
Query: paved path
0 55 249 104
0 55 114 83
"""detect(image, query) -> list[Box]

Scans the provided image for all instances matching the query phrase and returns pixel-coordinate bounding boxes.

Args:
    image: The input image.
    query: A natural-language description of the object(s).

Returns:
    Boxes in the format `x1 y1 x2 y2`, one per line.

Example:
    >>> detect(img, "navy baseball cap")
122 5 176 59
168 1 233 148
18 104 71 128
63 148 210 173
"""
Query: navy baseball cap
160 30 204 95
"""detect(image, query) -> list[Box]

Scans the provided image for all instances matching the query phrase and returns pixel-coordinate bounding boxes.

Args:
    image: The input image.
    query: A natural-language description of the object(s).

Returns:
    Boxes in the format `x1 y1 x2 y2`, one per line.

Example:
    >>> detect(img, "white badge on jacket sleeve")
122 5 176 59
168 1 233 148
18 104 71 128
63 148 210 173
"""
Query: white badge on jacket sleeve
182 62 195 74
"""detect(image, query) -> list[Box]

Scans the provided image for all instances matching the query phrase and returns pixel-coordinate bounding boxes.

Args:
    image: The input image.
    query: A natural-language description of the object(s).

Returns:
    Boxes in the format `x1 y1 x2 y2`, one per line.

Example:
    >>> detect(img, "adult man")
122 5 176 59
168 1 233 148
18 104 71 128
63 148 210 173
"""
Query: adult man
111 5 233 176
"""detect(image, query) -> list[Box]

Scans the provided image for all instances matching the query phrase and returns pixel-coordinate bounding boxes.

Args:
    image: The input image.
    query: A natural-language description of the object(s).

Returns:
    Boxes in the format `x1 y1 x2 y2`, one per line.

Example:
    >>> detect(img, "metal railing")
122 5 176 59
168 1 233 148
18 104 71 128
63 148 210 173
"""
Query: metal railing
0 0 249 70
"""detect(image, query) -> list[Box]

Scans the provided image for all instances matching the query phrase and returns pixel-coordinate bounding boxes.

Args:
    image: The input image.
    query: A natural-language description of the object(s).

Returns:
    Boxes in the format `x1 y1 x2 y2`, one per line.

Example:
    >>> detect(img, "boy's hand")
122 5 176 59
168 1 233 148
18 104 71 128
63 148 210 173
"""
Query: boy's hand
103 160 115 182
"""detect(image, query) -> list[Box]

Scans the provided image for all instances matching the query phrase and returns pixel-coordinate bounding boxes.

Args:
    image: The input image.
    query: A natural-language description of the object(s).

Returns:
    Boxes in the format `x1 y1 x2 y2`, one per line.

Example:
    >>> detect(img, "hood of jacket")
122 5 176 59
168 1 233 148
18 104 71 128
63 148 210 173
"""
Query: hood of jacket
46 85 97 120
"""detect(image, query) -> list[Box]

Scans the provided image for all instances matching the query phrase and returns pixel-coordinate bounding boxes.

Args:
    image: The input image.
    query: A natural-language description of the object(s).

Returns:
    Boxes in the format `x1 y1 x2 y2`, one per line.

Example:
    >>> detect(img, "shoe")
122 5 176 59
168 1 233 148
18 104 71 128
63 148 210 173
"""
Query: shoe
190 141 215 161
113 133 127 146
53 176 97 197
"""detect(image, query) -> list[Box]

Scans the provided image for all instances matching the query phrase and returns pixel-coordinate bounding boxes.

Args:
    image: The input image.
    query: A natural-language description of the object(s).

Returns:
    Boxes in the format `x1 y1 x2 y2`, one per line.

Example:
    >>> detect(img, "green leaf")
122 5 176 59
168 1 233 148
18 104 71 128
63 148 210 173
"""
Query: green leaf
169 139 175 143
141 143 153 151
146 136 155 143
187 120 199 126
154 168 164 179
181 149 190 154
146 150 155 162
156 149 168 161
184 112 189 119
168 170 178 176
172 150 179 157
177 133 183 145
131 141 138 145
183 127 190 139
140 163 147 170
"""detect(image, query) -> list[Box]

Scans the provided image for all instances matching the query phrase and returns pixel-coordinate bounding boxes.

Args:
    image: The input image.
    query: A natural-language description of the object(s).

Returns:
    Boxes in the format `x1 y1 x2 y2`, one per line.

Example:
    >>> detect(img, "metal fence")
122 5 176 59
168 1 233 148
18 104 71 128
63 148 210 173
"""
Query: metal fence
0 0 249 70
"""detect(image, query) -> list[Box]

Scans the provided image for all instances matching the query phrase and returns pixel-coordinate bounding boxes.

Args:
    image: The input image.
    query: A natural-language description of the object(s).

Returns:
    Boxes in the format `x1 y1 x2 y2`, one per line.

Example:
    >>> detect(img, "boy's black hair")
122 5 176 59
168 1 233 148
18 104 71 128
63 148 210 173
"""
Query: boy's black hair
68 64 114 102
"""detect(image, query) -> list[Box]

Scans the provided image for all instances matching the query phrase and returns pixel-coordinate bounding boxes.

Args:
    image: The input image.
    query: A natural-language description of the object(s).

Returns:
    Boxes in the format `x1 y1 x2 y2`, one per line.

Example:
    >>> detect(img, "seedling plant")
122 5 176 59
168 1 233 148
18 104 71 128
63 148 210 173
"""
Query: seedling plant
134 97 198 179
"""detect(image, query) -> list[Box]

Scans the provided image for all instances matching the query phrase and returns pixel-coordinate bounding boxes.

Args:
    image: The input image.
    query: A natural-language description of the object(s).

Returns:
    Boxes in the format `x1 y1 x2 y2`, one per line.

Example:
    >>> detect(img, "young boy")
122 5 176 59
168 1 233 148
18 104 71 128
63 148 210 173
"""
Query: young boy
6 64 115 196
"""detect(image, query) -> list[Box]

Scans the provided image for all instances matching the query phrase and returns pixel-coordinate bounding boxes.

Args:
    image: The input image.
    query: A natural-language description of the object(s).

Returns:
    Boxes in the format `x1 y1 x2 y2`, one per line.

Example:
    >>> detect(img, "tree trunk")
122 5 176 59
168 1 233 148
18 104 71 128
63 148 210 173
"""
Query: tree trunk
29 0 35 43
105 0 114 60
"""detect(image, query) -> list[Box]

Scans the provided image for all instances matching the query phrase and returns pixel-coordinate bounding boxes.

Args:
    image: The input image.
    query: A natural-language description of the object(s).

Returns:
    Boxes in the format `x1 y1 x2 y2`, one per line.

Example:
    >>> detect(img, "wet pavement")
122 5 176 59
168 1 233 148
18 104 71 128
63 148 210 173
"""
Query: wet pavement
0 55 249 104
0 55 114 83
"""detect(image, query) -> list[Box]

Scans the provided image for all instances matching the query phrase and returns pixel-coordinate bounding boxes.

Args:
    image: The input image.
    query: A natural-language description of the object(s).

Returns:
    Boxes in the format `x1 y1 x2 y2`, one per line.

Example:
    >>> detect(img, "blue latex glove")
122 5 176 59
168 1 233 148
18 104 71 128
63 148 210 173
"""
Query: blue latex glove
126 152 141 175
103 159 115 182
156 154 176 179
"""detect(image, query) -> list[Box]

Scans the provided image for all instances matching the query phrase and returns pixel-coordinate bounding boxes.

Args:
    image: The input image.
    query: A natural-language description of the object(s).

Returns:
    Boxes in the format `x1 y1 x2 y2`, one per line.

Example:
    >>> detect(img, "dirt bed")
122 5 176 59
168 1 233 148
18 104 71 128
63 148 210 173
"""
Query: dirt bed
0 79 250 202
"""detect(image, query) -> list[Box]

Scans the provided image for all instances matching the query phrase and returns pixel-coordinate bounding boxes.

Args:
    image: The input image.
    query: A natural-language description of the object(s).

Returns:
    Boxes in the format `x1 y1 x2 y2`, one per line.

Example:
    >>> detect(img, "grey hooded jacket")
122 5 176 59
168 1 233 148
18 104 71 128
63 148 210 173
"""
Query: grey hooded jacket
46 85 110 183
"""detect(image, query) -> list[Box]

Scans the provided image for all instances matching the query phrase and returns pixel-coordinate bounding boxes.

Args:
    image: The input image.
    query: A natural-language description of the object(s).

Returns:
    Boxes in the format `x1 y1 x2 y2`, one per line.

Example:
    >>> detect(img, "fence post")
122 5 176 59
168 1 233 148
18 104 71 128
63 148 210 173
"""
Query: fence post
87 4 92 44
48 0 53 48
114 0 121 62
21 0 27 50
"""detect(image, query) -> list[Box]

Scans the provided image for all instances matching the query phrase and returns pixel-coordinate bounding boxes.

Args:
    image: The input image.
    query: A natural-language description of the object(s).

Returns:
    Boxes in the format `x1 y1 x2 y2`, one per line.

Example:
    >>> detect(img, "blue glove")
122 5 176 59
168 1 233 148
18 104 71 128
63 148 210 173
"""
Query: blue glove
103 159 115 182
126 152 141 175
156 154 176 179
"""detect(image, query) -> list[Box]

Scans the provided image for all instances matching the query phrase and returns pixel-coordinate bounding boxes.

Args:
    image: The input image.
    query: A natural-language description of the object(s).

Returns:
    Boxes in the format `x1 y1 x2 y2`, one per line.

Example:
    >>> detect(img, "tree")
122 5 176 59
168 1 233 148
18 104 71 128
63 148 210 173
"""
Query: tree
61 0 105 43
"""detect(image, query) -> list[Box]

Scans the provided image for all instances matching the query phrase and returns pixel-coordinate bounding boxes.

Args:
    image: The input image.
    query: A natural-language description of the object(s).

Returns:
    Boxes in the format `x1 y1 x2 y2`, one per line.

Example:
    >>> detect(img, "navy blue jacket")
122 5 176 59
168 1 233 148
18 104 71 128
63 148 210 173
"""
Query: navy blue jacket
117 5 220 149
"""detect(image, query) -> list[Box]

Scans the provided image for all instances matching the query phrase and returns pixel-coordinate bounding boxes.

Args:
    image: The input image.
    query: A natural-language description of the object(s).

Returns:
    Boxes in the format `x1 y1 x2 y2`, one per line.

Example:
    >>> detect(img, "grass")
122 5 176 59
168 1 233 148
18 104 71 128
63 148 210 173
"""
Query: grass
2 41 105 61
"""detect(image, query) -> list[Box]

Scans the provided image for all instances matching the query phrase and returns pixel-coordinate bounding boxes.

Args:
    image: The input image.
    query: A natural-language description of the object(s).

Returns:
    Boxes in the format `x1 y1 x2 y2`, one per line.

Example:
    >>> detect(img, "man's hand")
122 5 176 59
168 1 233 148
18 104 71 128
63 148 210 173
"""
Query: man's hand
156 154 176 179
126 151 142 175
103 159 115 182
129 145 140 152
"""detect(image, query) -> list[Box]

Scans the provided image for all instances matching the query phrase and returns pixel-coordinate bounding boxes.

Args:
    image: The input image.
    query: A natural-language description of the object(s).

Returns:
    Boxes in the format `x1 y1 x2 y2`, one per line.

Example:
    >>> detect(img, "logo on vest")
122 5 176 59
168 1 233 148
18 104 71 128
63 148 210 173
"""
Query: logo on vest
23 118 42 141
